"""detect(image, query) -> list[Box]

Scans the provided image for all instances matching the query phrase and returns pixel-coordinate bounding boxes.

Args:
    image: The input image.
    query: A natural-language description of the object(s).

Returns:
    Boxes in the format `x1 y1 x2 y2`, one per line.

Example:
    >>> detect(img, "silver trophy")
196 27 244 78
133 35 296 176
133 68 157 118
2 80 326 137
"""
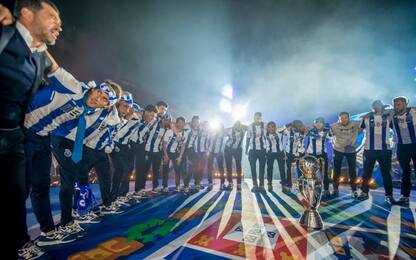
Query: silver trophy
297 155 323 230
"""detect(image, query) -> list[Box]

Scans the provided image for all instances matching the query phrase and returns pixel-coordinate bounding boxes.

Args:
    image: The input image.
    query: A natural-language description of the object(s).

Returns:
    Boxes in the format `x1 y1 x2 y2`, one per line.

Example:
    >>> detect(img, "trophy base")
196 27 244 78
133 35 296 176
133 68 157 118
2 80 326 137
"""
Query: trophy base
299 209 323 230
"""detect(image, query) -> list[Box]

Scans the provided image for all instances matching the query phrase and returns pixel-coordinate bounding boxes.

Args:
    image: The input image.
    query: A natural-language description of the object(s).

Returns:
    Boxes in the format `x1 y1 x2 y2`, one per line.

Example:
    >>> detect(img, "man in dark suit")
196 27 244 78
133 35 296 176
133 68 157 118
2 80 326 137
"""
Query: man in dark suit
0 1 61 258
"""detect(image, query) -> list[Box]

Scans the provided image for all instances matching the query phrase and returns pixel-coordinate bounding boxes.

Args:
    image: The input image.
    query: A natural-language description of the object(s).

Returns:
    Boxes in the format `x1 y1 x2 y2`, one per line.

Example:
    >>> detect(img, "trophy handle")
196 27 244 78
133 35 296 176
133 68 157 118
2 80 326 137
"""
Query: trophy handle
311 178 323 209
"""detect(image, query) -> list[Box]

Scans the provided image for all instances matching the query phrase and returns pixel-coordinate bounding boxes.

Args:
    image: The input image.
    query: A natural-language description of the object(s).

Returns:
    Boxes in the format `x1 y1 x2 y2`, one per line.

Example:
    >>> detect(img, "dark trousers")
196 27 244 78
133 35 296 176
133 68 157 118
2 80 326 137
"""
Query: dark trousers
50 135 86 226
266 152 285 186
111 144 134 198
185 149 204 187
333 150 357 191
207 152 225 184
361 150 392 196
315 153 329 191
397 143 416 197
82 148 113 206
224 147 243 185
162 152 186 187
148 152 163 189
24 130 54 233
1 129 27 256
285 154 301 188
133 143 147 192
248 149 266 187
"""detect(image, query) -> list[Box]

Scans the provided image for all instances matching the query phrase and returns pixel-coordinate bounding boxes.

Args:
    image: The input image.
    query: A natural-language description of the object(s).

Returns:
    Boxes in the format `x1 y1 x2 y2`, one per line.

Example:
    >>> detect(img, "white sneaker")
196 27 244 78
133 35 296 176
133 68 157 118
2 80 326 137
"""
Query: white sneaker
37 222 84 247
127 191 142 200
114 197 131 207
59 222 85 239
100 204 123 215
352 191 359 198
357 192 369 200
163 187 169 193
18 241 45 259
139 190 147 197
74 211 102 224
175 186 180 192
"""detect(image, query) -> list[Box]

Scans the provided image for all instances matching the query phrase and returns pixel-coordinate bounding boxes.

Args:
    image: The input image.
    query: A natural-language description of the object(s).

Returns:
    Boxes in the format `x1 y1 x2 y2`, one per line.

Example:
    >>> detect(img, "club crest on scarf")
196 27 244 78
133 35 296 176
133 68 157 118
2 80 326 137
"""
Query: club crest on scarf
75 182 98 216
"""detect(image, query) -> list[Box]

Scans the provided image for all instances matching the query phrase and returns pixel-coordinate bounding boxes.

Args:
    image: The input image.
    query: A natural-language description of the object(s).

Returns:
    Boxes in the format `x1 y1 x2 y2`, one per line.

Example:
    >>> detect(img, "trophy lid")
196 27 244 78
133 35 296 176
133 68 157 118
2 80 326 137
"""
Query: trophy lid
299 155 321 178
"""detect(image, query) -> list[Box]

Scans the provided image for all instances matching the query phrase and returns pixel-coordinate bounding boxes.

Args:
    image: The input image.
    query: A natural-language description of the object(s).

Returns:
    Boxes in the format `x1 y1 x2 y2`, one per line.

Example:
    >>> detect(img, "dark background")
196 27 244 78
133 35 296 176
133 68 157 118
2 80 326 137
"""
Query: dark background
2 0 416 125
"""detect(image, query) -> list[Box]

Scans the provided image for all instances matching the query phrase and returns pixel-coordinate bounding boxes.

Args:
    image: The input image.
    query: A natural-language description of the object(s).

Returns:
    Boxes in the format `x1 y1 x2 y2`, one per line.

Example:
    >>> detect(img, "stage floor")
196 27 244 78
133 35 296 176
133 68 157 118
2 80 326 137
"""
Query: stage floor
28 180 416 259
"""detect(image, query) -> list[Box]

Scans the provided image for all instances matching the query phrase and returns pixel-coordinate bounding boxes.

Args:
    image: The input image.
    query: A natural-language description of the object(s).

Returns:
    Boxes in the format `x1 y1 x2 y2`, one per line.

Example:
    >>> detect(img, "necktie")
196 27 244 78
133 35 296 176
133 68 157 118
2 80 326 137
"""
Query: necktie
71 107 88 163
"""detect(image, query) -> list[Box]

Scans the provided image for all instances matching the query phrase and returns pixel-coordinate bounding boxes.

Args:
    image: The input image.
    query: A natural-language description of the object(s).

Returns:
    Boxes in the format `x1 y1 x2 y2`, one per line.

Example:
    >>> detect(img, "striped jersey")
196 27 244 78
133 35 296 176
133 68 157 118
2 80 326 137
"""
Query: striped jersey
246 122 267 151
131 119 157 144
163 128 188 153
145 122 169 152
52 106 110 142
306 127 331 155
266 132 283 153
114 117 141 145
84 108 122 150
283 129 305 156
185 128 200 149
195 129 209 153
131 119 152 144
24 68 89 136
390 108 416 145
208 131 227 154
85 120 125 151
360 112 392 150
225 127 245 149
24 68 111 142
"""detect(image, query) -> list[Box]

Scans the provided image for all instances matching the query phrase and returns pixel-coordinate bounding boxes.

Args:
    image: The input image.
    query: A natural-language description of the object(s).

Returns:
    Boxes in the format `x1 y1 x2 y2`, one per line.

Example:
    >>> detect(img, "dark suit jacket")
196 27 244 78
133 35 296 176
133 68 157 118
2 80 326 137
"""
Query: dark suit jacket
0 24 45 128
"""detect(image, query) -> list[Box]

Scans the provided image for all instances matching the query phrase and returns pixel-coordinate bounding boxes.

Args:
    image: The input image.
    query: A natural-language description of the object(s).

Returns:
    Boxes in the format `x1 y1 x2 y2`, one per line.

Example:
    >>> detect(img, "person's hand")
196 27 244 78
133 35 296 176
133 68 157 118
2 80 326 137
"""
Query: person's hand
45 50 59 73
175 155 182 165
360 112 371 120
0 5 14 26
170 122 177 131
163 154 169 164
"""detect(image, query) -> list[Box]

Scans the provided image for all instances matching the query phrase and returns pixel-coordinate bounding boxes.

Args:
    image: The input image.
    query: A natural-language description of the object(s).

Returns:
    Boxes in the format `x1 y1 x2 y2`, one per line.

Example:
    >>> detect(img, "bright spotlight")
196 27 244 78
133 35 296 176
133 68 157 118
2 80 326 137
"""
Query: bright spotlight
209 119 221 131
219 98 232 113
232 103 248 120
221 84 233 100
